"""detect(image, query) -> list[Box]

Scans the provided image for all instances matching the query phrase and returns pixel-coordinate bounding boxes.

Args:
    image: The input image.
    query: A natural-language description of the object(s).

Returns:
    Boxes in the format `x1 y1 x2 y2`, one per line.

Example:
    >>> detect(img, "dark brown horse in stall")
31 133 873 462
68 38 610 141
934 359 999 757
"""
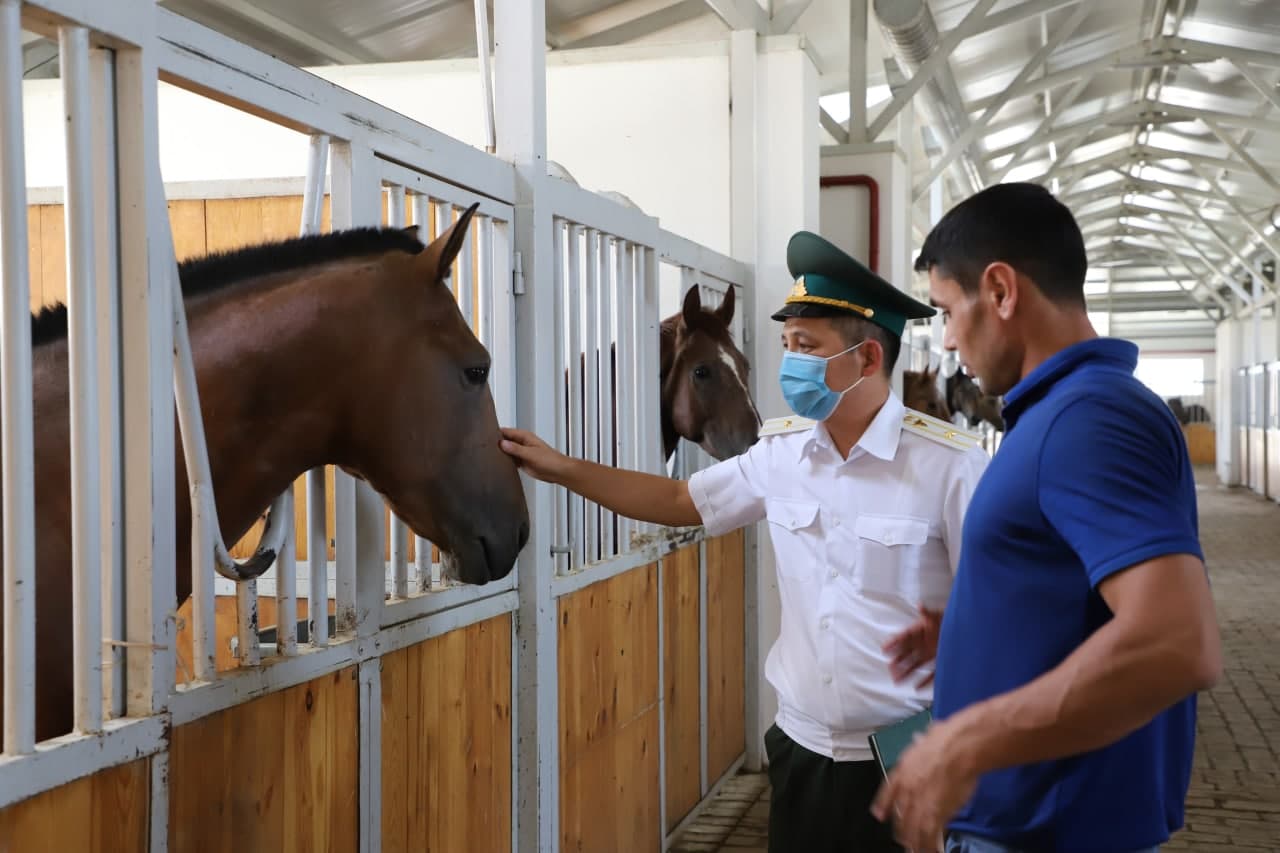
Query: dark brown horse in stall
2 202 530 743
659 285 760 462
902 365 951 421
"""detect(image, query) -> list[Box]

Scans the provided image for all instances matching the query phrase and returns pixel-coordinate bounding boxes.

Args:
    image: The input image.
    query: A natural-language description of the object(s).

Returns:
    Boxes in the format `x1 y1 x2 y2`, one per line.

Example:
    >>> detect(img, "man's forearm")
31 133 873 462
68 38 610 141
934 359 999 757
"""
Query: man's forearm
946 615 1216 778
555 457 703 528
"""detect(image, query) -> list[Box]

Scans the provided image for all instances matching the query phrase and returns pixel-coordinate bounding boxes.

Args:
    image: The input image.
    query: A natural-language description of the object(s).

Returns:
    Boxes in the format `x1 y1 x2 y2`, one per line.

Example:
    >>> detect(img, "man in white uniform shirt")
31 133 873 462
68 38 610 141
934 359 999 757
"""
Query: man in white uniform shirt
500 231 989 852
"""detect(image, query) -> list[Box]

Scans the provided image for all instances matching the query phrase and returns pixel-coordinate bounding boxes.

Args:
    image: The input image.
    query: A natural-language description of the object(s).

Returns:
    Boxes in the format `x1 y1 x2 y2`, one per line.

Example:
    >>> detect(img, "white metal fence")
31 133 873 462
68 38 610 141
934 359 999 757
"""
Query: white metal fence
1 1 753 848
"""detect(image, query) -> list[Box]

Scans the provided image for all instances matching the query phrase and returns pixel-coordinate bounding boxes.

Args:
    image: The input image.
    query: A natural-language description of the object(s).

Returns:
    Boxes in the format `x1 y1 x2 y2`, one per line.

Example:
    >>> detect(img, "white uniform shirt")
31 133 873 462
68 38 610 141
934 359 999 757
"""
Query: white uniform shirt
687 391 989 761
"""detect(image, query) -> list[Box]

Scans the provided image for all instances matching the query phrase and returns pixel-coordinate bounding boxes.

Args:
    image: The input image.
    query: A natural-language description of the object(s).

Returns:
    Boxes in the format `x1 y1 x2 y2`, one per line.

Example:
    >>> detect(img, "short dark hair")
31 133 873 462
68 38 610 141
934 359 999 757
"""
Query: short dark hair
913 182 1087 307
829 315 900 377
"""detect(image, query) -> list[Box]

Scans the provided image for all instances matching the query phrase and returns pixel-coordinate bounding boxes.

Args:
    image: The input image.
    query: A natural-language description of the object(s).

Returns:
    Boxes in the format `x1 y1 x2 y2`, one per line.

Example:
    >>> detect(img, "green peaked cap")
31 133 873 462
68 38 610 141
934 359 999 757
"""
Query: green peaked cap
771 230 935 337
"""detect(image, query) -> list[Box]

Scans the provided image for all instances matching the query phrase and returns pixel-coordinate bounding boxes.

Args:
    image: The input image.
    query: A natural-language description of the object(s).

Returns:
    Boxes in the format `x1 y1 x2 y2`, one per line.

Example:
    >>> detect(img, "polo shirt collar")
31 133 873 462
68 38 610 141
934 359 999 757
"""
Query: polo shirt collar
1002 337 1138 430
800 390 904 463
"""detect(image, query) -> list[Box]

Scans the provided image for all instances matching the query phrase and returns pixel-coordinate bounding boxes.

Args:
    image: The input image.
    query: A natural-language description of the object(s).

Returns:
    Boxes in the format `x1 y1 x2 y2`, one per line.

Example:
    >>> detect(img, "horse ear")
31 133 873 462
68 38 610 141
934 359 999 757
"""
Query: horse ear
681 285 703 326
714 285 735 326
417 201 480 281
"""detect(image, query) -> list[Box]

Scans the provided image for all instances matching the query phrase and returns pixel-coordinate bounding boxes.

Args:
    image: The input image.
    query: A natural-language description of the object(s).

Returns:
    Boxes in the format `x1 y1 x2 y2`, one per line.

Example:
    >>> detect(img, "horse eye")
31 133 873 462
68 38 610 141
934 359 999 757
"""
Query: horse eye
693 365 711 380
464 365 489 386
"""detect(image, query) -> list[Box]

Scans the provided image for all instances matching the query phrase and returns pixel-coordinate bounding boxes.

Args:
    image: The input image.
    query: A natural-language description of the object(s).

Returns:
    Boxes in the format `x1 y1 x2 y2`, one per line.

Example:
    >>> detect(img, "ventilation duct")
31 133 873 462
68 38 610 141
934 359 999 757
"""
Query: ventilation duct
873 0 986 196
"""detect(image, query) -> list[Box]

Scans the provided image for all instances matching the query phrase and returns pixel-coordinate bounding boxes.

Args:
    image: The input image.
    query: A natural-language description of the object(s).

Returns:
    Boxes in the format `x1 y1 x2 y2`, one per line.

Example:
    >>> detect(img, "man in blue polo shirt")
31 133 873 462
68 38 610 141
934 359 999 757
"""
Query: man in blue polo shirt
870 182 1223 853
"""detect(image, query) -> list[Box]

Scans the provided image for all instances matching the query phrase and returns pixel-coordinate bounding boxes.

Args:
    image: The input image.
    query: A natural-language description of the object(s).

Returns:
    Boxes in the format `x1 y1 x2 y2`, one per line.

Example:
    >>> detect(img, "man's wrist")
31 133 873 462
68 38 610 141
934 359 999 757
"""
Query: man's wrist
940 700 1000 780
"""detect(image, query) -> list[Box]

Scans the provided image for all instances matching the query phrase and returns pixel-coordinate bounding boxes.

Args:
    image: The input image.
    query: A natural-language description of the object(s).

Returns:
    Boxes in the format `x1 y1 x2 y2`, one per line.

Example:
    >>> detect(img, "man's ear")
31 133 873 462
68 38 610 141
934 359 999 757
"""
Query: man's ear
983 262 1020 320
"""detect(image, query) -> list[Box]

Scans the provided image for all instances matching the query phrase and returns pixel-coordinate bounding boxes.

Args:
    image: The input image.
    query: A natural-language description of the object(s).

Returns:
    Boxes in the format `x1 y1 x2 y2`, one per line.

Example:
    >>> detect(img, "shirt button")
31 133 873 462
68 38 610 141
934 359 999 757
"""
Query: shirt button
821 618 830 630
822 673 832 684
828 569 838 579
833 518 840 526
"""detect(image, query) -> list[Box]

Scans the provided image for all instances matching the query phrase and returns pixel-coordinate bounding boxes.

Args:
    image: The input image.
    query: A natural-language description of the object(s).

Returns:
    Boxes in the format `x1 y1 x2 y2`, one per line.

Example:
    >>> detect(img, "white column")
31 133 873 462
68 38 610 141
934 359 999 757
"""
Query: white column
738 34 820 767
495 1 558 850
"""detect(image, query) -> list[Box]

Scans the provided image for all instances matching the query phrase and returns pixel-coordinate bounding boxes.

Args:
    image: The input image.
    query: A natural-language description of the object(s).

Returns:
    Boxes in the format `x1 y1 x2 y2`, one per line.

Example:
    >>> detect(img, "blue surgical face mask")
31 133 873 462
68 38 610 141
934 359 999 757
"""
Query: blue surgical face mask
778 341 867 421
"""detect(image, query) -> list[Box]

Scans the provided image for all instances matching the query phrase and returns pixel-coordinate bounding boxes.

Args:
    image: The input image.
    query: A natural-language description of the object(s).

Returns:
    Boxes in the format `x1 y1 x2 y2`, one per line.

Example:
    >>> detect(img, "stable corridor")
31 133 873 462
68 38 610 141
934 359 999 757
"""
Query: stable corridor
672 467 1280 852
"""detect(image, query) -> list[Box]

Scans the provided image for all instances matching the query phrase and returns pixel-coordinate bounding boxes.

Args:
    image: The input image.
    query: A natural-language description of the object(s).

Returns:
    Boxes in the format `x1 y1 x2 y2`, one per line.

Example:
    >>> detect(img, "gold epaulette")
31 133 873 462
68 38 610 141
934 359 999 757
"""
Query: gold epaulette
901 408 983 451
759 414 816 437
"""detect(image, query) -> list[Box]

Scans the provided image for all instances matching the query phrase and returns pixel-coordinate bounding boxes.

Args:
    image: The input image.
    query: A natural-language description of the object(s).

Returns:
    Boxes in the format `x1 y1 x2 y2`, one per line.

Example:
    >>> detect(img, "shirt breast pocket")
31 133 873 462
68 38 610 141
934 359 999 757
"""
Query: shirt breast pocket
765 498 822 581
854 514 931 605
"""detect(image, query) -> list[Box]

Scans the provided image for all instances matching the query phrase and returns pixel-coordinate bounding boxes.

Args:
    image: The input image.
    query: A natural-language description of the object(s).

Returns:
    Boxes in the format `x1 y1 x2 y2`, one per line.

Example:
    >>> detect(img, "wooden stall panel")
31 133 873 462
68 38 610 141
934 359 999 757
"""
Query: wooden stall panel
0 758 148 852
25 205 42 313
559 565 661 852
38 203 66 309
169 667 359 853
706 531 746 782
381 614 512 853
662 544 701 832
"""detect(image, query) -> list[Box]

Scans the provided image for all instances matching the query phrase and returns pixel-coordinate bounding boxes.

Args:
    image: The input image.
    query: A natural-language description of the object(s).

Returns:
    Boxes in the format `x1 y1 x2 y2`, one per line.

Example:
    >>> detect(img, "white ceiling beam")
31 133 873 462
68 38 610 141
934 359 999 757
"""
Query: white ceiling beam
772 0 814 34
1170 36 1280 72
1168 188 1276 292
1185 162 1280 260
551 0 703 49
990 75 1091 181
967 39 1172 114
1149 235 1237 312
1153 100 1280 136
1203 118 1280 196
866 0 1000 140
201 0 376 64
1148 218 1255 304
1231 58 1280 116
913 0 1090 200
985 101 1175 164
703 0 769 33
820 107 849 144
1157 262 1227 317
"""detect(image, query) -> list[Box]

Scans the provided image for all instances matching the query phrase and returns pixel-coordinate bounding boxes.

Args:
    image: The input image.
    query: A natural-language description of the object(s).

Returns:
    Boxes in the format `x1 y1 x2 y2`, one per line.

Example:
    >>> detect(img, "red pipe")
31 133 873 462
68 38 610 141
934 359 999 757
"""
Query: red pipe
819 174 879 273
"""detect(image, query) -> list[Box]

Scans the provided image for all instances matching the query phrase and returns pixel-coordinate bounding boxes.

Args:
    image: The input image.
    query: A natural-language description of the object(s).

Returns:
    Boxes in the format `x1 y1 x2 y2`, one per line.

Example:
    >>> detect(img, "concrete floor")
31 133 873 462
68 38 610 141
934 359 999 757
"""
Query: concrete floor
669 467 1280 852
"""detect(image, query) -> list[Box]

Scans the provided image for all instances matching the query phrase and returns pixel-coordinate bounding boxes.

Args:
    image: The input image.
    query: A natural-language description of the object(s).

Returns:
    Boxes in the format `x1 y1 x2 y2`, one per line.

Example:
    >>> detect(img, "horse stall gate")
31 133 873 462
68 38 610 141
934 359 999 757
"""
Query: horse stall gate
0 3 756 851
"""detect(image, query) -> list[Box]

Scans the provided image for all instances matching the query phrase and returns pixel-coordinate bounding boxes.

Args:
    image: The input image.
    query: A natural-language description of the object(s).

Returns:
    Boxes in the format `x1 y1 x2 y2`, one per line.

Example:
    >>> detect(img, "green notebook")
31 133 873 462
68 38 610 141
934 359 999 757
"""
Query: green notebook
868 707 932 777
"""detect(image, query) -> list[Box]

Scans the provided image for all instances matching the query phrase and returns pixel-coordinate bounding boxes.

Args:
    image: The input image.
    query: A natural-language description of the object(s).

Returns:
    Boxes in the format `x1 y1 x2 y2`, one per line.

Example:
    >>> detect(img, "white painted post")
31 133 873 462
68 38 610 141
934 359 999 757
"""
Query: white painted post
496 0 560 847
583 227 601 563
598 235 616 555
567 225 586 569
0 0 37 754
411 192 436 593
552 219 569 574
385 185 410 601
301 134 330 647
90 45 126 718
61 23 104 732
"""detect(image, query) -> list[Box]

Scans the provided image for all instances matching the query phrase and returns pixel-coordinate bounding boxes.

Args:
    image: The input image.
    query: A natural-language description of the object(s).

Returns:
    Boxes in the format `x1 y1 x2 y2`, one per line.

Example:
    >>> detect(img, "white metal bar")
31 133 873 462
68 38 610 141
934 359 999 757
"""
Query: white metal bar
599 235 616 556
307 470 329 647
0 715 168 811
408 192 436 594
459 207 476 327
847 0 867 141
118 44 178 720
698 538 709 793
642 248 661 481
90 45 126 719
170 589 518 727
551 528 704 599
0 0 36 754
236 581 261 667
275 491 298 656
584 228 602 563
384 185 411 600
567 225 586 570
473 0 497 152
60 23 104 733
617 240 635 550
334 470 357 631
553 219 570 575
380 573 516 628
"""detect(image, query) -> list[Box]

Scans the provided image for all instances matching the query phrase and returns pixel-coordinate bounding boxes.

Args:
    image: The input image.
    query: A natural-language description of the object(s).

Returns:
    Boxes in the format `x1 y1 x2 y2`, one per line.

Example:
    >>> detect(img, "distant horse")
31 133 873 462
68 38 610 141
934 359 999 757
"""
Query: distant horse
660 285 760 461
1167 397 1211 425
946 369 1005 432
2 203 530 743
902 365 951 420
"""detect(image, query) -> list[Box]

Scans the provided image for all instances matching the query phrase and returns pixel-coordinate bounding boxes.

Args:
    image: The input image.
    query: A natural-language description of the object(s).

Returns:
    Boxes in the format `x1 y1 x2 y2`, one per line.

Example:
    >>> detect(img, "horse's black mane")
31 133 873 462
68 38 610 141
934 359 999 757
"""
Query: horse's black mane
30 226 425 347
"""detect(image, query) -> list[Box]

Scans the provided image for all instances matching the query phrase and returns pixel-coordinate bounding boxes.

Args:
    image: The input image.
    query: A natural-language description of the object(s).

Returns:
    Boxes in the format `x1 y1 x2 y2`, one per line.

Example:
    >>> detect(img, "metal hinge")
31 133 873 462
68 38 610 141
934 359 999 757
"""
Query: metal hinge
513 250 526 295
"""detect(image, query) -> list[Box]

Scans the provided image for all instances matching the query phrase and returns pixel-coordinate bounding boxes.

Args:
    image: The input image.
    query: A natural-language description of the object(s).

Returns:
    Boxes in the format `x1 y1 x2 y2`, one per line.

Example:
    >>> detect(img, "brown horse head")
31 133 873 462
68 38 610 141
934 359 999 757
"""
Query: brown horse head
903 365 951 420
10 202 530 742
325 205 530 583
660 286 760 461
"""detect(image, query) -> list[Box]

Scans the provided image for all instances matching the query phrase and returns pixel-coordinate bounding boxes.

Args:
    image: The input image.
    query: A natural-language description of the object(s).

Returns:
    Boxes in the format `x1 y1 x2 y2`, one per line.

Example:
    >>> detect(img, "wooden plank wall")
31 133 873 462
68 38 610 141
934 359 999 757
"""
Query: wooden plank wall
560 530 746 850
0 759 149 852
559 563 662 853
381 615 513 852
168 667 359 853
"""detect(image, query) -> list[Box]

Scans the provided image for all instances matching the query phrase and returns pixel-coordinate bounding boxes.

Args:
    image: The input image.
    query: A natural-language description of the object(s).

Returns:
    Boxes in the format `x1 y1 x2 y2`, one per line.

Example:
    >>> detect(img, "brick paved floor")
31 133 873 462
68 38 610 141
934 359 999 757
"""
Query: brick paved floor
670 467 1280 852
